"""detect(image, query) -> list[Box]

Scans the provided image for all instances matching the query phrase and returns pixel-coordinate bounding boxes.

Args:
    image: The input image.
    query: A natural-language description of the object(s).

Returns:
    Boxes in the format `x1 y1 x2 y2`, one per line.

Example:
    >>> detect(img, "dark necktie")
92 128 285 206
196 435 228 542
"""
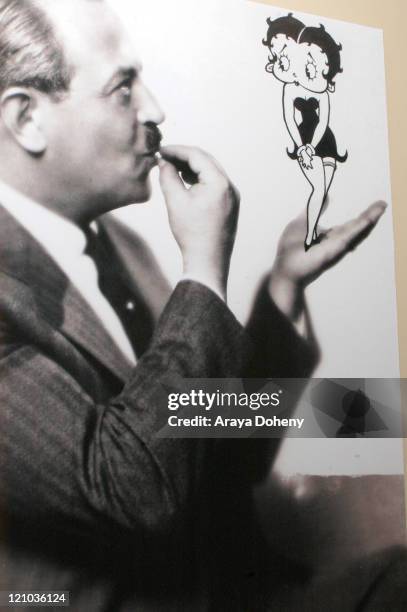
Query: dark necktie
84 226 154 359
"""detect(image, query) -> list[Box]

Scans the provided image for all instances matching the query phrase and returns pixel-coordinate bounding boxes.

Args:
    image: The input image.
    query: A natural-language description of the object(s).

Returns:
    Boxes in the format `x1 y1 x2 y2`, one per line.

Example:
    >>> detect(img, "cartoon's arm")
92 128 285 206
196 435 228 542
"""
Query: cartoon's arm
282 85 302 148
311 92 330 150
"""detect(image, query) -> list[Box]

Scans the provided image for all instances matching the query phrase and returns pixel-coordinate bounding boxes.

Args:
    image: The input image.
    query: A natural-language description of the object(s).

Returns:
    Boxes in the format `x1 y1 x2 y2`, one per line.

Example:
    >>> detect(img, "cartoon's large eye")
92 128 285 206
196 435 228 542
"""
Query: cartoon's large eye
278 53 290 72
268 49 277 64
305 61 317 81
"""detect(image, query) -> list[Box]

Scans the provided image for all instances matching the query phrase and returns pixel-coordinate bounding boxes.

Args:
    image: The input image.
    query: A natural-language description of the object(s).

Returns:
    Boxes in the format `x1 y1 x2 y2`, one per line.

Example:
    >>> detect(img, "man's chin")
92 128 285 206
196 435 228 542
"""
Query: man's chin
104 173 154 212
130 178 152 204
122 173 153 206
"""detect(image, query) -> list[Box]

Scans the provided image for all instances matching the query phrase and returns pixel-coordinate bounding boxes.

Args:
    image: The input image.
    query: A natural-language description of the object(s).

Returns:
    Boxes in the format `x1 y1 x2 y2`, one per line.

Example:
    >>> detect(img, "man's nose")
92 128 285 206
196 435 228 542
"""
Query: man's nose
137 84 165 125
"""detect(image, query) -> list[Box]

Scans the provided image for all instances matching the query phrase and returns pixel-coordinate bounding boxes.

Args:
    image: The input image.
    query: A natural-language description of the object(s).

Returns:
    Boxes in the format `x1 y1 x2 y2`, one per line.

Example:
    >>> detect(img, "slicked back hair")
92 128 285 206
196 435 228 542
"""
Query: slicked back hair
0 0 89 97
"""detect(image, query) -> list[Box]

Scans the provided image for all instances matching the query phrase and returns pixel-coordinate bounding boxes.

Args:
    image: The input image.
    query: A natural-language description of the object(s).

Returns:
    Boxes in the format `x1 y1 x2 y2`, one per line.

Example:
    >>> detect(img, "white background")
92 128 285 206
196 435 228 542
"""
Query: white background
110 0 403 474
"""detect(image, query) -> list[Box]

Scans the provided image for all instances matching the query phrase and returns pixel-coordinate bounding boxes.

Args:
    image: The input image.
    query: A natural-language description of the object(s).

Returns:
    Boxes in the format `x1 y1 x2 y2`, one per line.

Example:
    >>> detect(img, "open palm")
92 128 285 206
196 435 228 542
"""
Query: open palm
272 201 387 288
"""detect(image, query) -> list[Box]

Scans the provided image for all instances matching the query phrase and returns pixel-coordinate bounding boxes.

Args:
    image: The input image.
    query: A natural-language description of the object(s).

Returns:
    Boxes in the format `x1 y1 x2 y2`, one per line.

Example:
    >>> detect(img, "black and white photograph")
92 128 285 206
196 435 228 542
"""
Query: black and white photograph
0 0 405 610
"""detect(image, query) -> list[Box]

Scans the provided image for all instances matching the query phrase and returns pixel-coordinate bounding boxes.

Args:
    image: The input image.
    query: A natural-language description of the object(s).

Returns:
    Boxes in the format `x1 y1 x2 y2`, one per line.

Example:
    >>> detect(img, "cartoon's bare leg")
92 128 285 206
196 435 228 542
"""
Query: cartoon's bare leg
312 159 337 240
324 158 337 196
299 155 326 248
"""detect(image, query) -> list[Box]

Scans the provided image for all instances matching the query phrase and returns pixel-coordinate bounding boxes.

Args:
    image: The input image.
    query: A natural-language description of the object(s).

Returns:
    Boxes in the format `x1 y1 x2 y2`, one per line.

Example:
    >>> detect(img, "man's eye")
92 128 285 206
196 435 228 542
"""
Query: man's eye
115 83 132 105
305 61 317 80
278 54 290 72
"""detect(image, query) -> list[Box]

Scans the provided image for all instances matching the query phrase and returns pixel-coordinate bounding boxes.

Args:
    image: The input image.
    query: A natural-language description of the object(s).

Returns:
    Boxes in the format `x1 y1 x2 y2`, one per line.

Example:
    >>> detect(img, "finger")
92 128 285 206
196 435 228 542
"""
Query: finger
178 162 200 185
322 201 387 263
158 159 186 202
161 145 225 184
334 201 387 247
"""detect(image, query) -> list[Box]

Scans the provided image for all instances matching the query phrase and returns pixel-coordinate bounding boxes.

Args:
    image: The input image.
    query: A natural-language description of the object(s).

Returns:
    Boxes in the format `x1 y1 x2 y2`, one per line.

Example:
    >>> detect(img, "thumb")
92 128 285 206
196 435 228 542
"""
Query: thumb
158 159 185 203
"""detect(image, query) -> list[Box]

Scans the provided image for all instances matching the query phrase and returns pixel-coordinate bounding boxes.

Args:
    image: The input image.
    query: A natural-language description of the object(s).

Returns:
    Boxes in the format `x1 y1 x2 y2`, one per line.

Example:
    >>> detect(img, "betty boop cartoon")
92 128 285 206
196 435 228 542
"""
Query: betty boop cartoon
263 14 347 250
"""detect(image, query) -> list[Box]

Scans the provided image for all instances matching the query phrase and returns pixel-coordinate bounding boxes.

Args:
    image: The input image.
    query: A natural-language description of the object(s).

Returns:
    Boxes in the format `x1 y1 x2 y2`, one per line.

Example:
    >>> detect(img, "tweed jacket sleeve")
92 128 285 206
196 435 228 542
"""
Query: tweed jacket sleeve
0 273 250 537
245 279 318 378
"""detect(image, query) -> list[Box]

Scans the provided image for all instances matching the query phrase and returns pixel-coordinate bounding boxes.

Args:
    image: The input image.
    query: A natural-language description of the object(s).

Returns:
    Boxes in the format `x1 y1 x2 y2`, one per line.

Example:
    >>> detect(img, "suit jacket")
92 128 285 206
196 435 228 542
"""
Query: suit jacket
0 204 316 611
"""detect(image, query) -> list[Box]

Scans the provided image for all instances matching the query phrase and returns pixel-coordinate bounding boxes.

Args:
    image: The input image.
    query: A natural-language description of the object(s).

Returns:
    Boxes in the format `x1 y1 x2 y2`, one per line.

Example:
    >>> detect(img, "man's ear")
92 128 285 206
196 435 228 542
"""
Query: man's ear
0 87 47 155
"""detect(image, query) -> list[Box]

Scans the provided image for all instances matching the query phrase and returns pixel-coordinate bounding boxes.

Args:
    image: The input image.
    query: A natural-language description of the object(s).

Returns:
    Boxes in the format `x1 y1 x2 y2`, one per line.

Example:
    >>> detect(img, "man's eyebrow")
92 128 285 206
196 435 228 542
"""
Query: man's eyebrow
308 52 315 62
101 67 139 95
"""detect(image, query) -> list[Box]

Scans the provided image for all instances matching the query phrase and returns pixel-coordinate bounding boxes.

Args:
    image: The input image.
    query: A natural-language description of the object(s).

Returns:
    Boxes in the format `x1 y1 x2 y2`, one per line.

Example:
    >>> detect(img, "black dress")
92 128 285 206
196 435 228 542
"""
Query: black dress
287 97 347 162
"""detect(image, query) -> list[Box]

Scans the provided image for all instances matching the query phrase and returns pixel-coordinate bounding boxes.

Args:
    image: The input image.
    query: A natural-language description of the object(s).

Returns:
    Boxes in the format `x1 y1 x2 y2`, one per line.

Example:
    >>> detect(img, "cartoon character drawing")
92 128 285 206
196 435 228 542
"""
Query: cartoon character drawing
263 14 347 250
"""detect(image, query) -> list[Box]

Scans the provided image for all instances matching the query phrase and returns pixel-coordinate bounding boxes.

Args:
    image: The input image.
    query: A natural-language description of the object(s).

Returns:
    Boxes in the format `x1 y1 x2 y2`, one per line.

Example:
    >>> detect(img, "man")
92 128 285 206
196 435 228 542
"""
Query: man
0 0 397 610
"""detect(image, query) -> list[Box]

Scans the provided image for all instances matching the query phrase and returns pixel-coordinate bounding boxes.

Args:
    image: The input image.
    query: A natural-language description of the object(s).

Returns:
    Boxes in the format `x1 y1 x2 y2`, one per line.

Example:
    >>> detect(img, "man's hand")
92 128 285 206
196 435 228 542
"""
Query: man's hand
269 202 387 321
158 145 240 300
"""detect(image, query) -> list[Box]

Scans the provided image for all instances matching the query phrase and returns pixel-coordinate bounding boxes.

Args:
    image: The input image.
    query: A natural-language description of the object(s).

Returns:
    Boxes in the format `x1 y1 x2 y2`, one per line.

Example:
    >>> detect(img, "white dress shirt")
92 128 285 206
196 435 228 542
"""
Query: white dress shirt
0 181 136 364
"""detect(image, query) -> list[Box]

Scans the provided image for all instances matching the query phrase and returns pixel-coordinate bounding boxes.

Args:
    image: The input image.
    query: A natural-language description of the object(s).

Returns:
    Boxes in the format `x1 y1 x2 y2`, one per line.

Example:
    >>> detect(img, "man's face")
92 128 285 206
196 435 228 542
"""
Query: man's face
42 0 164 216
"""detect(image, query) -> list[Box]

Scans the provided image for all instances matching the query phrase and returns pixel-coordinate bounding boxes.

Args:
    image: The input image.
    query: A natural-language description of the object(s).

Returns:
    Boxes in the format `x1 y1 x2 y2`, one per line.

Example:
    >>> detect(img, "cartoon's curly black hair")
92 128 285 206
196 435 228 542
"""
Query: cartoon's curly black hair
262 14 344 88
299 24 343 87
262 13 305 48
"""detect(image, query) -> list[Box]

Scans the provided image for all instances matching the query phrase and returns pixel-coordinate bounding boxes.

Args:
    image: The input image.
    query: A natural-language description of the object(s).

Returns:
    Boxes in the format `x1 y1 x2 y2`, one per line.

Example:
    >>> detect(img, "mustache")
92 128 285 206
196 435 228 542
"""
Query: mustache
145 125 163 153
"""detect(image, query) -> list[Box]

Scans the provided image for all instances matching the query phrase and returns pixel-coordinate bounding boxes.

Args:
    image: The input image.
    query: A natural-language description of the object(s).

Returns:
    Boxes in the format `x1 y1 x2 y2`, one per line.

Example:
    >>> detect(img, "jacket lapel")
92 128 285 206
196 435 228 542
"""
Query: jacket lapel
0 205 133 383
96 214 172 325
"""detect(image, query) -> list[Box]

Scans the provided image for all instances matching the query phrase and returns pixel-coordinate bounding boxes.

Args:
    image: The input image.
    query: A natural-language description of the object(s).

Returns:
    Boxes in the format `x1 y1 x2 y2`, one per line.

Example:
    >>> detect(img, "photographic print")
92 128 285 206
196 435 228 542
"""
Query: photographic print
0 0 404 610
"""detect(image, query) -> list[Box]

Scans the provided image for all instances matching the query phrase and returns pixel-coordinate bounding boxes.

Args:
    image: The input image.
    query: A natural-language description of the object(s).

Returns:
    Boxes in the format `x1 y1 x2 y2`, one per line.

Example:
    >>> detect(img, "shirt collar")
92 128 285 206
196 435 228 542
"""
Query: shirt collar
0 179 87 260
